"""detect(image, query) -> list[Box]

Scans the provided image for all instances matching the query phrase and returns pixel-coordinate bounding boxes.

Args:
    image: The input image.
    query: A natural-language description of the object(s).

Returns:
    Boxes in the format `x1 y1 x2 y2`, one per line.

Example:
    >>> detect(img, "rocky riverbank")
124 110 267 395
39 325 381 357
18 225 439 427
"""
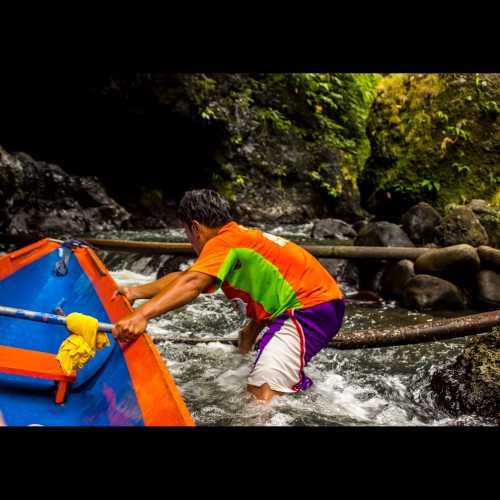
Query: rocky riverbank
0 145 130 240
431 329 499 424
1 71 499 424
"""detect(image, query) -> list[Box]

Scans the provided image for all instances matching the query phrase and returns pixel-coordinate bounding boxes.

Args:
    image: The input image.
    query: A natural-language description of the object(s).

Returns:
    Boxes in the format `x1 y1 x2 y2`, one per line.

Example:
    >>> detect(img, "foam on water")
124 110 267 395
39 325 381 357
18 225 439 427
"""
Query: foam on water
108 236 492 427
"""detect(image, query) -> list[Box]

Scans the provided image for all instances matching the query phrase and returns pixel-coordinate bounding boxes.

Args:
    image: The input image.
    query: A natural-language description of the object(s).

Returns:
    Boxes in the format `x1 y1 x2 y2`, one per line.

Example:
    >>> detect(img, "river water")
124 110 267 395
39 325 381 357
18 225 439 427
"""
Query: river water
95 225 492 426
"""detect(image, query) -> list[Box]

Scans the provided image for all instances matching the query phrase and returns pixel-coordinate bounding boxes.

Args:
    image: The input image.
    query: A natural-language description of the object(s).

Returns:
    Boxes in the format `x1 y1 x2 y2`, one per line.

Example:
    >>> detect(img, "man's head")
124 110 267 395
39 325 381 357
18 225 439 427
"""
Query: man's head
177 189 233 254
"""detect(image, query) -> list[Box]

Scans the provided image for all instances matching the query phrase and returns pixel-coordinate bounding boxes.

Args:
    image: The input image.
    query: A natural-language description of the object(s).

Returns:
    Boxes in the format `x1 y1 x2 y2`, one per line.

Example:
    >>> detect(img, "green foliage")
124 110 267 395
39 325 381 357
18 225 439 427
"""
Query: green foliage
190 72 381 208
308 170 341 199
452 162 472 174
362 73 500 211
230 134 243 145
488 172 500 186
259 108 294 132
234 174 247 187
436 110 449 123
481 100 500 117
474 74 500 118
421 179 441 192
446 122 471 142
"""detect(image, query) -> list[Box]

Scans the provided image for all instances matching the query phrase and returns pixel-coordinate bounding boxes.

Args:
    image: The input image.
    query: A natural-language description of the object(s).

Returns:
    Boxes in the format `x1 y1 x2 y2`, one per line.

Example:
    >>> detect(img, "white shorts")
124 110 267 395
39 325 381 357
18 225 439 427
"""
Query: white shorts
247 300 345 393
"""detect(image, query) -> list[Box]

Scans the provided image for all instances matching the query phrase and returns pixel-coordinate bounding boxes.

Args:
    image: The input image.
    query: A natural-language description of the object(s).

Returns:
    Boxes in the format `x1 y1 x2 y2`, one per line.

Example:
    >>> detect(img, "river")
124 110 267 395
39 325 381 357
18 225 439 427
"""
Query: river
94 225 492 426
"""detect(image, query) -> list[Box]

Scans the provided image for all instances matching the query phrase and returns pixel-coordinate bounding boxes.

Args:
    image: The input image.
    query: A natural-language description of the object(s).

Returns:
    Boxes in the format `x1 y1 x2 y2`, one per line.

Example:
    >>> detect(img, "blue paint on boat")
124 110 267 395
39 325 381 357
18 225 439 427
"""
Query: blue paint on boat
0 248 144 426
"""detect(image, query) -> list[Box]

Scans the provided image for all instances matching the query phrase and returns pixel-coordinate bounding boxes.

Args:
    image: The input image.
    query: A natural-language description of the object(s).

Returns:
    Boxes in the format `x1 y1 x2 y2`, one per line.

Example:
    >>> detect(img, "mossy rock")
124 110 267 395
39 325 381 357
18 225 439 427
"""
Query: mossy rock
431 329 500 423
360 73 500 220
183 73 382 223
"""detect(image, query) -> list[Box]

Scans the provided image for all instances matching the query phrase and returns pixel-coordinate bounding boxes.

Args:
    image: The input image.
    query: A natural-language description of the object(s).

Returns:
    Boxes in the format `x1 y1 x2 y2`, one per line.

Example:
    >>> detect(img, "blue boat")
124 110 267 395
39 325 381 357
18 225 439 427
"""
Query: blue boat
0 238 194 426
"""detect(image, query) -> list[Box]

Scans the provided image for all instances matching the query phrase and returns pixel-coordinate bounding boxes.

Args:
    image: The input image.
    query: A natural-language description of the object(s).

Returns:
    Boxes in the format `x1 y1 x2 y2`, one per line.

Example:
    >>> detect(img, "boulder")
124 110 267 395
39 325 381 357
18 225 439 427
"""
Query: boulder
342 261 360 287
431 330 500 423
380 259 415 300
468 199 497 217
318 258 349 281
400 202 442 244
476 214 500 249
403 275 467 311
346 290 383 303
478 245 500 272
156 256 192 279
414 244 480 285
354 221 415 248
357 265 387 294
434 206 489 247
474 270 500 308
468 200 500 249
312 218 357 240
354 221 414 294
352 219 370 233
0 146 130 237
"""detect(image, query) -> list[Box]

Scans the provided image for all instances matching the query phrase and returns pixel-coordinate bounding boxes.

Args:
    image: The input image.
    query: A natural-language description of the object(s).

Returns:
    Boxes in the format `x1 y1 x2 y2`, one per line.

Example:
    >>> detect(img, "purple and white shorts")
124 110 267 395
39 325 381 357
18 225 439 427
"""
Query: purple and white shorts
248 299 346 393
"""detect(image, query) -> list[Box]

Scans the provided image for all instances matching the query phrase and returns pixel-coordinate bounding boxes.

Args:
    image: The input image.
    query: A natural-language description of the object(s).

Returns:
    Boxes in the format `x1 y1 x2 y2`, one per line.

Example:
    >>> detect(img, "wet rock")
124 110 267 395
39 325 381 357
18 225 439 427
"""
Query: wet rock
354 221 414 248
474 270 500 308
354 221 414 294
98 250 174 276
403 275 467 311
352 219 371 233
414 244 480 286
469 200 500 249
380 259 415 300
400 202 442 244
312 218 357 240
156 255 192 279
468 199 497 216
357 265 387 294
431 330 500 423
478 245 500 272
346 290 383 303
318 258 349 281
342 261 360 287
476 214 500 249
434 206 489 247
0 146 130 237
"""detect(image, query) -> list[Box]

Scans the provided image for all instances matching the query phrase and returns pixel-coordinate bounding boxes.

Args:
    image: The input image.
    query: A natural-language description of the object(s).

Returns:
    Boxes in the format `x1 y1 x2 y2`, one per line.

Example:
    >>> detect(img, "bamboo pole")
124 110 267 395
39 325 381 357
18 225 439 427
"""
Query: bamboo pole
83 238 430 260
153 310 500 350
0 234 436 260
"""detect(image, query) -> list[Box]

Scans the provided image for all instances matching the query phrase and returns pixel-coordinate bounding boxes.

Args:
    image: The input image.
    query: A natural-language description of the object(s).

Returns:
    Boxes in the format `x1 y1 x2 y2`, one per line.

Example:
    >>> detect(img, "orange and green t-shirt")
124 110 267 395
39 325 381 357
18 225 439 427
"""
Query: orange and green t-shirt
188 221 343 322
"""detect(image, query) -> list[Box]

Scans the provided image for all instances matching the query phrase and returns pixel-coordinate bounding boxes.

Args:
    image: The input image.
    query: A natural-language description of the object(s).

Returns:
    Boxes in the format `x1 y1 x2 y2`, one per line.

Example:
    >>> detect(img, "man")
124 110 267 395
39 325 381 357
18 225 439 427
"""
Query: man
113 189 345 401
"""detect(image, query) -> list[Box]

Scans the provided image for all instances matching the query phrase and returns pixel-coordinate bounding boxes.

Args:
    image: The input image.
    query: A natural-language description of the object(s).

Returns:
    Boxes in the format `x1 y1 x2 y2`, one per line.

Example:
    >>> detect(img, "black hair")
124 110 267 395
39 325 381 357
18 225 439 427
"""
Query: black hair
176 189 233 228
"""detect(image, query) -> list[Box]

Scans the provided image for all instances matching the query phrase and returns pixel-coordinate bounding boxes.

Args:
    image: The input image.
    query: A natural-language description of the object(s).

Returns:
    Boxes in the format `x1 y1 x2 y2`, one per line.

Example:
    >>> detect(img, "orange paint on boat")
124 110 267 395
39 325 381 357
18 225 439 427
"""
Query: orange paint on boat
73 246 195 426
0 239 59 280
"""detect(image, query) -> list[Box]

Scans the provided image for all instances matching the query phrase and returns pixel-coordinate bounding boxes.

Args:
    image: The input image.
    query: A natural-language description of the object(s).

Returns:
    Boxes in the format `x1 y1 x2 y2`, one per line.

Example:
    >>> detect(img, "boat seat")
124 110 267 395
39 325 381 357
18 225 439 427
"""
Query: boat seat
0 345 76 404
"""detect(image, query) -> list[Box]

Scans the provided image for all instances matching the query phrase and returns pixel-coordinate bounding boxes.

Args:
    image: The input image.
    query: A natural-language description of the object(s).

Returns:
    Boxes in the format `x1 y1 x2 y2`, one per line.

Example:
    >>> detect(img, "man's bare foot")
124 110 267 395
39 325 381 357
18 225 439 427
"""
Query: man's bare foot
247 383 285 401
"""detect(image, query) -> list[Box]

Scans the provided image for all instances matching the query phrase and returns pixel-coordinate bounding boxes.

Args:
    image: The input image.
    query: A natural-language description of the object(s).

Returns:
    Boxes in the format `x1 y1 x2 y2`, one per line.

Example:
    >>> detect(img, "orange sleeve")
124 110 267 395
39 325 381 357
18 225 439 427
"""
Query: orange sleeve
187 237 233 294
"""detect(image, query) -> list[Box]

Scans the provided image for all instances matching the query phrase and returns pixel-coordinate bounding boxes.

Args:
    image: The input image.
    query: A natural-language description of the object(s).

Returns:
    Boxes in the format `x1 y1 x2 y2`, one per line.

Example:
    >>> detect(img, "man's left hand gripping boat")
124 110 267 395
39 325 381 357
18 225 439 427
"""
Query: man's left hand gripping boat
0 238 195 426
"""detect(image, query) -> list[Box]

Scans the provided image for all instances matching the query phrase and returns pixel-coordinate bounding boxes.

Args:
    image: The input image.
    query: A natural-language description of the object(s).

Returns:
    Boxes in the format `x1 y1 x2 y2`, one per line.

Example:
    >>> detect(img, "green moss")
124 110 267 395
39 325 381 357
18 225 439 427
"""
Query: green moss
187 73 382 216
362 73 500 213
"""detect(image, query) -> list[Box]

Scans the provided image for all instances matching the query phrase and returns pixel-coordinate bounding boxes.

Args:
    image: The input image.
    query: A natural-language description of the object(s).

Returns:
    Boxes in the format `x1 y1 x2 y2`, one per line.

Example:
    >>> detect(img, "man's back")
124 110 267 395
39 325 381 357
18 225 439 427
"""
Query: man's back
190 221 343 321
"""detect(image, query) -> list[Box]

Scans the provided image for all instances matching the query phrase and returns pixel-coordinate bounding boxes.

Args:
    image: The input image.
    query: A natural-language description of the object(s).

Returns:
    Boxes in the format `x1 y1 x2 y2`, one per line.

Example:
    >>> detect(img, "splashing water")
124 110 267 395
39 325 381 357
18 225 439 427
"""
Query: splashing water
106 229 492 427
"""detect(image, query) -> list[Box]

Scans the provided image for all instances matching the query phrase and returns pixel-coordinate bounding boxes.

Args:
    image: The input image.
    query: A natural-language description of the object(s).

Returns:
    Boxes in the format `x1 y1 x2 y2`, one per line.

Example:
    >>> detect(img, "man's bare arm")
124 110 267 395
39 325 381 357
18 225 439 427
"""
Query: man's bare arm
112 271 215 341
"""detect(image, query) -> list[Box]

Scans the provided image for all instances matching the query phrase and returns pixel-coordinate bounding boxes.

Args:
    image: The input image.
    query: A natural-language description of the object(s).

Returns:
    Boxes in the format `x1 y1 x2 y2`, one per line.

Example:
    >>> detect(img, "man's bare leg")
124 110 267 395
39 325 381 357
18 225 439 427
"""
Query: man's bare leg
238 320 265 354
247 383 285 401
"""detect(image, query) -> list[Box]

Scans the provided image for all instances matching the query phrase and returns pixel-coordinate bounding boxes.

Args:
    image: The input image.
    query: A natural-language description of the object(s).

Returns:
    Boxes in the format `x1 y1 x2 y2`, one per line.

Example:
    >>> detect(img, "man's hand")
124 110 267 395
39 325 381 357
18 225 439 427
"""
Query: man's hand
112 311 148 343
114 285 138 306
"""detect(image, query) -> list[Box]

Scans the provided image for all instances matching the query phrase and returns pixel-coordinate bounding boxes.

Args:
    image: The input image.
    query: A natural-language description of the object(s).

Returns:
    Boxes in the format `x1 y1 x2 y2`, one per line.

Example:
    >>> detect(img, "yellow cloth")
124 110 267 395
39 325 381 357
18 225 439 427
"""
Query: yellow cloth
56 312 111 375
